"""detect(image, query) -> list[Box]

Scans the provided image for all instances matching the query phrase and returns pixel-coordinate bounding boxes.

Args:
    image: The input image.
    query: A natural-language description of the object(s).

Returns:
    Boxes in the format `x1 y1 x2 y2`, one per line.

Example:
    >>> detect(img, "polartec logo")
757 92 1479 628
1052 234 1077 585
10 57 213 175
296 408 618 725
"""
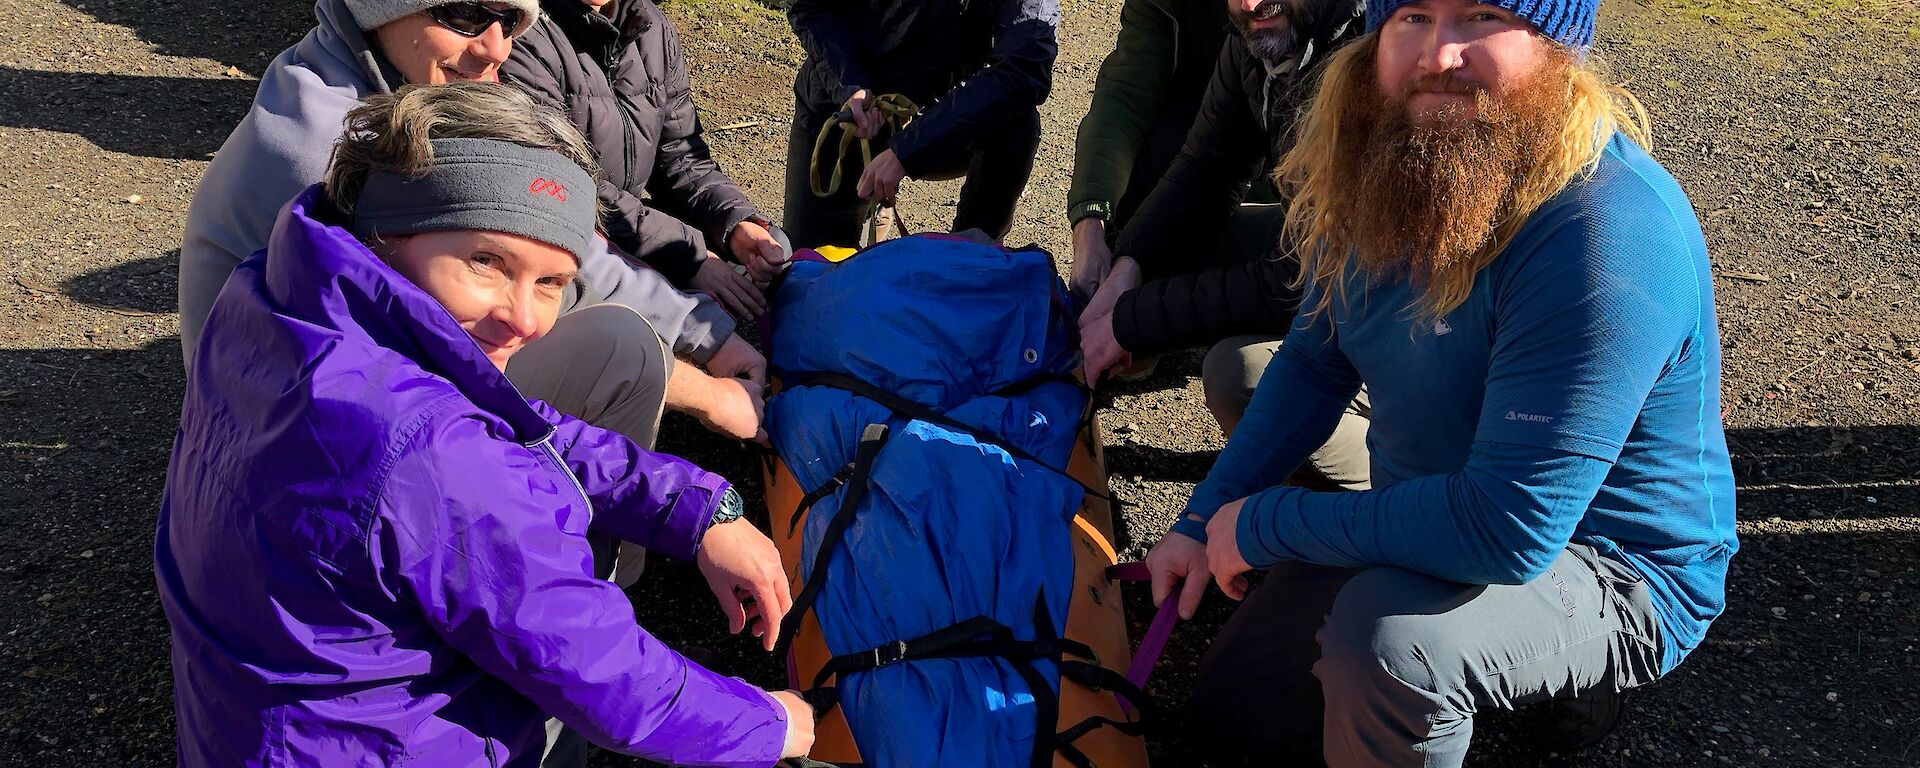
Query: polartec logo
1506 410 1553 424
529 178 569 202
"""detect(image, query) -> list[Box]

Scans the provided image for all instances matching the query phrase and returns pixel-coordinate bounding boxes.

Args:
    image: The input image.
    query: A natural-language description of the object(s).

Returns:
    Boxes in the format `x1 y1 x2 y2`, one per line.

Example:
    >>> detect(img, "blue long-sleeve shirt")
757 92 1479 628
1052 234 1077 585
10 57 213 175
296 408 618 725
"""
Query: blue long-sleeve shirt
1176 135 1738 673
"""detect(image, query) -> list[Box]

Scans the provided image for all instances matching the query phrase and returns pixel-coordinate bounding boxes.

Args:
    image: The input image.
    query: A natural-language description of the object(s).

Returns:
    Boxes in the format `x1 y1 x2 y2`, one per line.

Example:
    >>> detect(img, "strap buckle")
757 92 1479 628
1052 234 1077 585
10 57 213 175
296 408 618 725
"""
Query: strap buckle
872 639 909 668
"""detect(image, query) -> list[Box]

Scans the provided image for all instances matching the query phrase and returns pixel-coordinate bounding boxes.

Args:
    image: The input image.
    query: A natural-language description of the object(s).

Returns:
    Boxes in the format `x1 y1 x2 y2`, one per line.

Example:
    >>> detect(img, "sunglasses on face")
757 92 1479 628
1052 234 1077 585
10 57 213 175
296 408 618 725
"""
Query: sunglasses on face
427 2 527 38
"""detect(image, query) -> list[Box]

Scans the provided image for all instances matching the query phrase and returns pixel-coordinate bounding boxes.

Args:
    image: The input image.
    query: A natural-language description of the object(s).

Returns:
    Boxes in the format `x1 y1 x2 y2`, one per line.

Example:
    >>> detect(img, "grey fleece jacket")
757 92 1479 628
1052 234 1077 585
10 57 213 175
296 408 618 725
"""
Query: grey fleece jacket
177 0 735 366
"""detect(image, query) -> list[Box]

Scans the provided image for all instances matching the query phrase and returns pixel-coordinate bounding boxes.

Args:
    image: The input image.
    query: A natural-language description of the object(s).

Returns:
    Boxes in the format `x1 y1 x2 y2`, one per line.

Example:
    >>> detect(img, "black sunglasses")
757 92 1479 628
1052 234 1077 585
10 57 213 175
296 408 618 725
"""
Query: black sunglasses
428 2 527 38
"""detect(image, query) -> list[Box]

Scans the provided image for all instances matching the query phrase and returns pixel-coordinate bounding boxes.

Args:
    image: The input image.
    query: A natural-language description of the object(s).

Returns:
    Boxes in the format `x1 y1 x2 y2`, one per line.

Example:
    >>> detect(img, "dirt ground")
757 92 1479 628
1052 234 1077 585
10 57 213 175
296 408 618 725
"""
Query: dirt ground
1 0 1916 765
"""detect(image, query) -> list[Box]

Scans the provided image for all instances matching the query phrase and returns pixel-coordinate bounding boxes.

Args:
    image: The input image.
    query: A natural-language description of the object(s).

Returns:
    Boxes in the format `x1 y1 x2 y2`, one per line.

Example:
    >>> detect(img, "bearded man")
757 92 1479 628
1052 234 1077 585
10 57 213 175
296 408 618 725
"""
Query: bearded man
1142 0 1739 764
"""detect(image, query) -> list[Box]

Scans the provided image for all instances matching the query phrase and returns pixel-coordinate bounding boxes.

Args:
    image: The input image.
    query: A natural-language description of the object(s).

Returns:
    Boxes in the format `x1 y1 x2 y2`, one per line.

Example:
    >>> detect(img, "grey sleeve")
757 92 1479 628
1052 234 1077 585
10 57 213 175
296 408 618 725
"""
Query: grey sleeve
571 238 735 364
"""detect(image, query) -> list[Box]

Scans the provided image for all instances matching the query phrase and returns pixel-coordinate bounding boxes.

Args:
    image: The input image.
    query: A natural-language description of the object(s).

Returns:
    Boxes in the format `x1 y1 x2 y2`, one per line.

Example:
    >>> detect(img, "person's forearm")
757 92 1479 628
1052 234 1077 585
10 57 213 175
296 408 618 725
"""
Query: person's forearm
572 238 734 360
788 0 872 102
665 361 717 420
1068 0 1179 216
1237 445 1610 585
1175 344 1356 541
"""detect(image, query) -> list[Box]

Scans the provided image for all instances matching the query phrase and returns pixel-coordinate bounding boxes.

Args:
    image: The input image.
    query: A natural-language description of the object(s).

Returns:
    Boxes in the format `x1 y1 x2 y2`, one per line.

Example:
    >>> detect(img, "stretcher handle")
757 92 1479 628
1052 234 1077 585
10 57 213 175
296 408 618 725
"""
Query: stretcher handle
1106 561 1185 718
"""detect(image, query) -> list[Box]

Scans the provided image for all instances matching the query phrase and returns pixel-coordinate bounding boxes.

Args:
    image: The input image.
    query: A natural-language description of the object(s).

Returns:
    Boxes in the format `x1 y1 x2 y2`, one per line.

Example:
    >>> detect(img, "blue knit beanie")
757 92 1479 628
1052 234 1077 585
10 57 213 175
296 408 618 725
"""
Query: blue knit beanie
1365 0 1597 48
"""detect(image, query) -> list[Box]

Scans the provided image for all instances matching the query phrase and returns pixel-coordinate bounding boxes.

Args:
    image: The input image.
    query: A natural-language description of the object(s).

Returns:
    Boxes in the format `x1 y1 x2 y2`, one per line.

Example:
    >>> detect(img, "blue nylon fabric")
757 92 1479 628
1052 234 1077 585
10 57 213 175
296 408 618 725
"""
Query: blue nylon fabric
767 236 1087 766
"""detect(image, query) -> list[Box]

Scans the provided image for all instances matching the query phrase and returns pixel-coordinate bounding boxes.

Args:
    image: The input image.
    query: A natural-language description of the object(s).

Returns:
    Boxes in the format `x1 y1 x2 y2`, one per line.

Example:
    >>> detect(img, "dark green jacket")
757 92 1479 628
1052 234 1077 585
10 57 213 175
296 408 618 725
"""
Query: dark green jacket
1107 0 1365 355
1066 0 1229 225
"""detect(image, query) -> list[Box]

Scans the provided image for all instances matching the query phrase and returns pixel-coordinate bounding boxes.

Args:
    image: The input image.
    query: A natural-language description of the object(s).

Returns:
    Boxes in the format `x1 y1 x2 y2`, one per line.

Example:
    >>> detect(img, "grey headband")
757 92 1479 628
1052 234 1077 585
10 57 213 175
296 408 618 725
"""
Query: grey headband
350 137 597 264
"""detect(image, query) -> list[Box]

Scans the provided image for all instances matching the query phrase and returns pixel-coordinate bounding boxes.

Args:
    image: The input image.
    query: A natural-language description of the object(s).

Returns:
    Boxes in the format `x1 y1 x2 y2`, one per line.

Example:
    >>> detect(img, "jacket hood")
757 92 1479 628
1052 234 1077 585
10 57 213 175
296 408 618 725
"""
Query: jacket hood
264 184 554 441
313 0 405 93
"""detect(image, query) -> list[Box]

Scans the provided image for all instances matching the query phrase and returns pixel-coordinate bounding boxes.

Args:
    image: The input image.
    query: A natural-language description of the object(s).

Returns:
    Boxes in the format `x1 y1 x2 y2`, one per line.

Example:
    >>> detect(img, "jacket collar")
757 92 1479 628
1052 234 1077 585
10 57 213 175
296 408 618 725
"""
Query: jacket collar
544 0 653 65
317 0 406 93
263 186 554 442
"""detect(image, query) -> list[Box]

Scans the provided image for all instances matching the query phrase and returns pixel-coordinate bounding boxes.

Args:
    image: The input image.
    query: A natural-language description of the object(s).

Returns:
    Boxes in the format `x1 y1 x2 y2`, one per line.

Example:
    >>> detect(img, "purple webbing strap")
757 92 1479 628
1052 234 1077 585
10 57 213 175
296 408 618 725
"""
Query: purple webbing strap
1106 561 1183 717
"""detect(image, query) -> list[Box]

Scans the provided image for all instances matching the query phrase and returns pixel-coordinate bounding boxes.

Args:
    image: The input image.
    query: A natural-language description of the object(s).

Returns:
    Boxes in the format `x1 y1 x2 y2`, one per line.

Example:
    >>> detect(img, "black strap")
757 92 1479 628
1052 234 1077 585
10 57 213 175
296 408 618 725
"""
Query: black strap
776 423 890 660
810 624 1097 690
778 370 1116 507
788 463 856 537
1058 660 1153 718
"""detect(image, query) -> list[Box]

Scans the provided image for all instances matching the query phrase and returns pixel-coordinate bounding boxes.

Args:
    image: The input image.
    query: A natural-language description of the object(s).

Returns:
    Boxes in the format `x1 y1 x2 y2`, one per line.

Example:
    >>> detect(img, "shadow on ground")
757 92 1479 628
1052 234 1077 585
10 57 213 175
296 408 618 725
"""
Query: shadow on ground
59 252 178 315
56 0 313 74
3 0 313 159
0 67 257 160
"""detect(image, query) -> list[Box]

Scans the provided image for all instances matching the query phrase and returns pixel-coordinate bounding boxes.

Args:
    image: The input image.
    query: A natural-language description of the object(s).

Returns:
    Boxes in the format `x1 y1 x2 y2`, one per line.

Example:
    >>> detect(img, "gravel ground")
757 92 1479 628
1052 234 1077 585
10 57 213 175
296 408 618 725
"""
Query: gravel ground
0 0 1914 765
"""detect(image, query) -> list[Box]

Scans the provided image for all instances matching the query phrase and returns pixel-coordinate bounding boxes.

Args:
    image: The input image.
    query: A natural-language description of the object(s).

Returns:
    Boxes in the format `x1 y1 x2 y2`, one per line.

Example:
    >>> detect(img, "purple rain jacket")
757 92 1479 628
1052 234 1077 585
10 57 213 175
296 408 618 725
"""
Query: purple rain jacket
155 186 787 768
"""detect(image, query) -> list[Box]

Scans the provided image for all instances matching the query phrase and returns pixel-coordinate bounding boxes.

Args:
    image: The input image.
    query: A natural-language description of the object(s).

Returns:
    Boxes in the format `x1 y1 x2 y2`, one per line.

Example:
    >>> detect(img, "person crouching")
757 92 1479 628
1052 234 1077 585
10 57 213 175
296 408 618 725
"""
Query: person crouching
156 82 814 768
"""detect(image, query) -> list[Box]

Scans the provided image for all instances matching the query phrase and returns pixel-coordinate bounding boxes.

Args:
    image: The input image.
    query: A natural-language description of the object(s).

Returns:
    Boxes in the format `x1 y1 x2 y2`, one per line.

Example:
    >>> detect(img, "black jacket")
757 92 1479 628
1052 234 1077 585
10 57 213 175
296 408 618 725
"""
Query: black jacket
788 0 1058 177
1110 2 1363 354
504 0 760 286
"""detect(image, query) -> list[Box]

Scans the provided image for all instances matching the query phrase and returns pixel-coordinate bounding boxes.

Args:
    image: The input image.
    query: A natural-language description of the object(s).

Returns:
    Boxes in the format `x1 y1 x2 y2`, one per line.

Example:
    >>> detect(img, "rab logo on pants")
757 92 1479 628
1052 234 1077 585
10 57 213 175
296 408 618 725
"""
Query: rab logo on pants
529 178 569 202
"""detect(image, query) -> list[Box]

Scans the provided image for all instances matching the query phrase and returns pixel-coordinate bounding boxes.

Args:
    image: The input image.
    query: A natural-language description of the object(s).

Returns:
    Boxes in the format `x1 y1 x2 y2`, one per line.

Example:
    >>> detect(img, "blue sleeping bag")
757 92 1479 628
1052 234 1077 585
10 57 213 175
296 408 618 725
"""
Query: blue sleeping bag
766 235 1088 766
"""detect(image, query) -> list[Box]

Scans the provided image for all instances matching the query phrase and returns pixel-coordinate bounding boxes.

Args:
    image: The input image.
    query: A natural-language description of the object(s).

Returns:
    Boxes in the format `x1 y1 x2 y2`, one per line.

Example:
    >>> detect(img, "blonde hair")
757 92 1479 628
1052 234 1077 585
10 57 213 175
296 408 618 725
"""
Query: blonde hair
1279 35 1652 322
324 82 603 219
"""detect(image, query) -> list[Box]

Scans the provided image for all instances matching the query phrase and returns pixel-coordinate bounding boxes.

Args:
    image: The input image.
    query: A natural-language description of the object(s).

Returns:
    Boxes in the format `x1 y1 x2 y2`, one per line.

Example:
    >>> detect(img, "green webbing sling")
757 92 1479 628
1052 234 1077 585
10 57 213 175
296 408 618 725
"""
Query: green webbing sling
808 93 919 247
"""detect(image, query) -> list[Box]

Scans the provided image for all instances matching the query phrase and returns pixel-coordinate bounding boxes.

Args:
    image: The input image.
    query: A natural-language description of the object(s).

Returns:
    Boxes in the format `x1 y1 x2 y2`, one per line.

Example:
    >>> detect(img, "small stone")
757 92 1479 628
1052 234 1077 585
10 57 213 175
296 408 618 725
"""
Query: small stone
1825 691 1840 703
1770 606 1788 618
124 194 142 205
36 593 52 604
79 549 94 559
1858 591 1873 603
1711 724 1730 734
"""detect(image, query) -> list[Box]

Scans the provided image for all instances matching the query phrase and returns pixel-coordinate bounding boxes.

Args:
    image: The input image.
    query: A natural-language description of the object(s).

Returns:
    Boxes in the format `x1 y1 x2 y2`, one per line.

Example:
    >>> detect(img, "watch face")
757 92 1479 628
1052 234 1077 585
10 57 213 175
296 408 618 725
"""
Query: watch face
713 488 746 525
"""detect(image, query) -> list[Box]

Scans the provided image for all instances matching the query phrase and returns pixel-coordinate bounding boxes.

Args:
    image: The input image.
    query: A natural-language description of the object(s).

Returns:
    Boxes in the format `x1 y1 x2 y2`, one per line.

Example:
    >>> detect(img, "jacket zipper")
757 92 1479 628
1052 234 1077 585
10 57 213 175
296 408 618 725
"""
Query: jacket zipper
604 38 642 192
535 434 595 525
1156 3 1180 76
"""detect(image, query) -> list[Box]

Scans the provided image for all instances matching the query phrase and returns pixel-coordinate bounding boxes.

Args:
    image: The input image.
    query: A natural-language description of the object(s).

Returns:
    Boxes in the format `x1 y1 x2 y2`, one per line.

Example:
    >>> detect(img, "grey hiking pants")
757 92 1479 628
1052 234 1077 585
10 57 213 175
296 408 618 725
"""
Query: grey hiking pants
505 304 671 768
1190 544 1664 767
1201 334 1372 491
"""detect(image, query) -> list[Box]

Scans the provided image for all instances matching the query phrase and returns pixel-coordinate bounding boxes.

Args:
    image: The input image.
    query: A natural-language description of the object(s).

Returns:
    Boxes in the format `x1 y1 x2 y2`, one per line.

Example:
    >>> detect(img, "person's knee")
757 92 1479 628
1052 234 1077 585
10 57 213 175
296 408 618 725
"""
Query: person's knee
1201 338 1270 435
1316 567 1471 697
557 304 670 394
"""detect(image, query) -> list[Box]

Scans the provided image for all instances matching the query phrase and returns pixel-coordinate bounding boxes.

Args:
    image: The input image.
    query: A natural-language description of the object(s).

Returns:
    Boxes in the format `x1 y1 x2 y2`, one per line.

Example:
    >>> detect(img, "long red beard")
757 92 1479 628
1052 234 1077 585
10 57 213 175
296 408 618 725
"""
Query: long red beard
1324 47 1575 292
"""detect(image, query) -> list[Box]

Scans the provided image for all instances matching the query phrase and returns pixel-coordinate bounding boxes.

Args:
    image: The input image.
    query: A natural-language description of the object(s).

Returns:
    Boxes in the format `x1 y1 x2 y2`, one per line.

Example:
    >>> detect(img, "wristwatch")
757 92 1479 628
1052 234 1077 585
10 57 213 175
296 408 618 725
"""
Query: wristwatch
710 487 746 528
1068 199 1113 226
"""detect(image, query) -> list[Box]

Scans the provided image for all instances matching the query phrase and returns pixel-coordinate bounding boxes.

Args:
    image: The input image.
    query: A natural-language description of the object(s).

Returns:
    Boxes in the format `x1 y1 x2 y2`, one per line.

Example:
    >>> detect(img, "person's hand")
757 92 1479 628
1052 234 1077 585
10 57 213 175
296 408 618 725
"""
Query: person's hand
769 690 818 758
842 88 882 139
1069 217 1113 301
730 219 789 283
1076 256 1142 386
1078 306 1127 389
696 517 792 652
690 254 767 319
704 334 767 390
1145 530 1212 620
856 149 907 204
696 375 767 444
1204 498 1254 601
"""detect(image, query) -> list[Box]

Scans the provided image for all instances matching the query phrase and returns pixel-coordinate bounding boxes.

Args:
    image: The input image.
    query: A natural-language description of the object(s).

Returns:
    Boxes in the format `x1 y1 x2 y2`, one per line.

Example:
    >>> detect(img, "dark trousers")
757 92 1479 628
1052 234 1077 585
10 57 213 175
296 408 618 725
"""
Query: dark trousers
1190 545 1664 767
782 90 1042 249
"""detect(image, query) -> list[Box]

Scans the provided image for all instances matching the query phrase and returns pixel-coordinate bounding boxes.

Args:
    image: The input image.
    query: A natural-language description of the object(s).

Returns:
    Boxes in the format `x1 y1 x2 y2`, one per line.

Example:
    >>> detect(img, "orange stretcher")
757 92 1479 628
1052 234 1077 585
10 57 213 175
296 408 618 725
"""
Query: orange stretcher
762 413 1152 768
